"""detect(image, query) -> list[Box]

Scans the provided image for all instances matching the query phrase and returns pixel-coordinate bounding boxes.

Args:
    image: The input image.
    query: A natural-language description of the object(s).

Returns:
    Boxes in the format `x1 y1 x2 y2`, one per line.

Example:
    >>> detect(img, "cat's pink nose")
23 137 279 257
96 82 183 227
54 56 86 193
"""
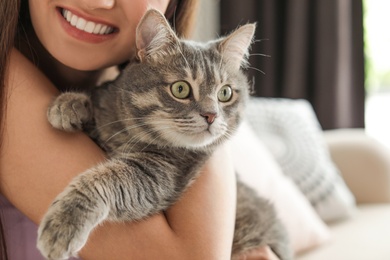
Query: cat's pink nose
200 113 217 124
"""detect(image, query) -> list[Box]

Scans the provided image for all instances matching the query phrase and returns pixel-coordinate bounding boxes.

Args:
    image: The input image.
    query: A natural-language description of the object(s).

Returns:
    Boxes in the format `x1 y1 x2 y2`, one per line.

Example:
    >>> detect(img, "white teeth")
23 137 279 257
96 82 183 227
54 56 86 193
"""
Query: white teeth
61 8 114 35
84 21 95 33
70 15 78 26
75 18 86 30
66 11 72 21
93 24 102 34
99 25 108 34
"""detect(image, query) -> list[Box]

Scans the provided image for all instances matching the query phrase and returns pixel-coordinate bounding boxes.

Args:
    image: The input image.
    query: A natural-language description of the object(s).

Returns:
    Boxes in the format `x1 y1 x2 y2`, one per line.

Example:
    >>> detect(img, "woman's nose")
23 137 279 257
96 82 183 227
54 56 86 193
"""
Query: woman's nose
83 0 115 10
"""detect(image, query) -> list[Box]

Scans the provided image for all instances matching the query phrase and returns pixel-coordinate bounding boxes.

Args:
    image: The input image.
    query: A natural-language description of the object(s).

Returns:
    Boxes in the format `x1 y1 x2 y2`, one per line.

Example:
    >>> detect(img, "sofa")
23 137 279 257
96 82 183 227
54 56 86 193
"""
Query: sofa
230 97 390 260
296 129 390 260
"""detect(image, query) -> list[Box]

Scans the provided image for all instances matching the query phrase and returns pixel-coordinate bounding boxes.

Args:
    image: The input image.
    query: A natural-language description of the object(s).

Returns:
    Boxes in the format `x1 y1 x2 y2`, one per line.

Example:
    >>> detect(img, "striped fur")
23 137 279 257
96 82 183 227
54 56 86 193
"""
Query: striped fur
38 9 292 260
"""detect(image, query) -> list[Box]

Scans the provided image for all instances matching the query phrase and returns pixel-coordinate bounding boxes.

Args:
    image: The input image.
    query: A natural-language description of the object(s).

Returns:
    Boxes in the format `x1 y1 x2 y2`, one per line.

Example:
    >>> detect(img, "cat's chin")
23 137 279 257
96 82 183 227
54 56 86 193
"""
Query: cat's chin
164 132 221 150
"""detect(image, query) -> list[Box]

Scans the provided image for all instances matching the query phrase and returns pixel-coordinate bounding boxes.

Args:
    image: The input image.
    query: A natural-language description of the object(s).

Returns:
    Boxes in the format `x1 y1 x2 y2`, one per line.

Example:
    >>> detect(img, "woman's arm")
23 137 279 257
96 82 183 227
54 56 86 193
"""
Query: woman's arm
0 48 237 260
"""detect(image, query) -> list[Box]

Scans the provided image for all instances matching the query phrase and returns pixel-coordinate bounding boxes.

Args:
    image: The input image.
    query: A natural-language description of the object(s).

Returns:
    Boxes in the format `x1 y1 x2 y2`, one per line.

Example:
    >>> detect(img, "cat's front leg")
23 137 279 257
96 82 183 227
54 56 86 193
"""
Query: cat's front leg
47 92 93 132
37 155 183 259
37 167 110 260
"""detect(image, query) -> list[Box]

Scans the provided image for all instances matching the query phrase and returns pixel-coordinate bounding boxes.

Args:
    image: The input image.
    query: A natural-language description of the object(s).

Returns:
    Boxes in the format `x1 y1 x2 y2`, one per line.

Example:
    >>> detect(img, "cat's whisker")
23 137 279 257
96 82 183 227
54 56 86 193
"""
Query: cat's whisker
97 117 175 130
225 128 238 139
247 66 266 75
164 129 189 148
147 124 196 148
139 128 172 152
249 53 271 58
120 124 164 152
122 126 171 153
116 118 184 153
223 132 234 140
97 118 146 130
120 131 149 154
253 38 269 43
103 122 151 145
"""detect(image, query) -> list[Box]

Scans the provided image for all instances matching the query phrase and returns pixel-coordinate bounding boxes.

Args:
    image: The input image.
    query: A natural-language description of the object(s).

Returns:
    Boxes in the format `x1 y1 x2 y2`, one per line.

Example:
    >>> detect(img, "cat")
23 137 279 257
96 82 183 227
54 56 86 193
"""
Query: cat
37 9 292 260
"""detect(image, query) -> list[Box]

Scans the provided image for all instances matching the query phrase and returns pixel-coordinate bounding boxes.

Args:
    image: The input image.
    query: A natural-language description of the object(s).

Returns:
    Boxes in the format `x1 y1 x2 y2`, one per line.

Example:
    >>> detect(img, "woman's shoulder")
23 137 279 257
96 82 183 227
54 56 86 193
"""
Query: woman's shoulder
1 48 106 224
9 47 34 72
7 48 57 95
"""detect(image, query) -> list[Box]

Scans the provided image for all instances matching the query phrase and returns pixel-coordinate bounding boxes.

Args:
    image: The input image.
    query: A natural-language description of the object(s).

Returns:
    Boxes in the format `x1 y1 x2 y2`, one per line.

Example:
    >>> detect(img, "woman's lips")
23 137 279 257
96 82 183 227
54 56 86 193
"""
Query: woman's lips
57 7 119 43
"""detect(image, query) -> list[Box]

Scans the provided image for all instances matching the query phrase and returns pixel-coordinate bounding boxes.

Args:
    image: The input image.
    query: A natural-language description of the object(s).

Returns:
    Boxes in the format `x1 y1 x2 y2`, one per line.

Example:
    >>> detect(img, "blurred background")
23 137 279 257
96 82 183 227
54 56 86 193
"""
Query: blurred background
193 0 390 149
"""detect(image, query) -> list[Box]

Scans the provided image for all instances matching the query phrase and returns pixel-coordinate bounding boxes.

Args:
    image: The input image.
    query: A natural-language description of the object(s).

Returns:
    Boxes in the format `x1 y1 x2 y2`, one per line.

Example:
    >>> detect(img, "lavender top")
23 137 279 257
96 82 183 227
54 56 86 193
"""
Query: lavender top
0 195 79 260
0 194 45 260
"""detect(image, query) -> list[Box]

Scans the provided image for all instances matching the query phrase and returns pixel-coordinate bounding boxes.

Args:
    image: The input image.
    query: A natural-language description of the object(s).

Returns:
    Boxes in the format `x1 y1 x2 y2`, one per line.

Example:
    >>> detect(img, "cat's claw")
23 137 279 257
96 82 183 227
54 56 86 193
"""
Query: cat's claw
47 92 92 132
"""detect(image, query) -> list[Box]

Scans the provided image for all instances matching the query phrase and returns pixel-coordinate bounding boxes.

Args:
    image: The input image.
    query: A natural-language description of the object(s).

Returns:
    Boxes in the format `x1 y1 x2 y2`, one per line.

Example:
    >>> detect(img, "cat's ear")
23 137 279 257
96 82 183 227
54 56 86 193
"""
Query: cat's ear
218 23 256 70
136 9 179 62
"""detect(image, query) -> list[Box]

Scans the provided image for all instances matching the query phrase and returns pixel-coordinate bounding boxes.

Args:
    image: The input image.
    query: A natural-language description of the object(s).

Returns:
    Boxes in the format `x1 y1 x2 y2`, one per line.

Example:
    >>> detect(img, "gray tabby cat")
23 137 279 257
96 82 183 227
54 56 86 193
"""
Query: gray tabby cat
37 9 292 260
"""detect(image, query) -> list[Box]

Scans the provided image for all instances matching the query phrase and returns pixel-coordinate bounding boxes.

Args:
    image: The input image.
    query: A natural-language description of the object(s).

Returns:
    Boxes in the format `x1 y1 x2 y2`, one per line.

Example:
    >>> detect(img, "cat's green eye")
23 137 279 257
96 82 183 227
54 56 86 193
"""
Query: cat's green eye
218 85 233 102
171 81 191 99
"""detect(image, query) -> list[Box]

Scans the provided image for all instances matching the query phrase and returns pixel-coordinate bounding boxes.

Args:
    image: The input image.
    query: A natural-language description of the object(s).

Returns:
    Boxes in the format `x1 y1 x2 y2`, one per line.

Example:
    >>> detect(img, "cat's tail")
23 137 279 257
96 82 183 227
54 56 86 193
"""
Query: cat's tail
232 179 293 260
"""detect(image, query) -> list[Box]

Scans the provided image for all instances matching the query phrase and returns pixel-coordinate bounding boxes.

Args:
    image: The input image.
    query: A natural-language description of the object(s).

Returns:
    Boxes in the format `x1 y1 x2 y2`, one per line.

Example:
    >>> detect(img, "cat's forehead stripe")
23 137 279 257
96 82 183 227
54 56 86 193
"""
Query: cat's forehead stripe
178 42 233 101
183 44 204 101
185 67 200 101
195 48 223 97
213 64 222 86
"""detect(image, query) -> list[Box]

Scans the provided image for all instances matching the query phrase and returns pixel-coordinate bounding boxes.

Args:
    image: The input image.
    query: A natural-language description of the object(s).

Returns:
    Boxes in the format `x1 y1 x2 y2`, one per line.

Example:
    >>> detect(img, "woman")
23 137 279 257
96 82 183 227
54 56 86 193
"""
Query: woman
0 0 279 259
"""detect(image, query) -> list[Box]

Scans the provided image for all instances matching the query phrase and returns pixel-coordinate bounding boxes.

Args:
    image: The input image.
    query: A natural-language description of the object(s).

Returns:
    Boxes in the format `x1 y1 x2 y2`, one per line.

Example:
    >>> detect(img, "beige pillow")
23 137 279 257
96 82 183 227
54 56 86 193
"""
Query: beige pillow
230 122 331 253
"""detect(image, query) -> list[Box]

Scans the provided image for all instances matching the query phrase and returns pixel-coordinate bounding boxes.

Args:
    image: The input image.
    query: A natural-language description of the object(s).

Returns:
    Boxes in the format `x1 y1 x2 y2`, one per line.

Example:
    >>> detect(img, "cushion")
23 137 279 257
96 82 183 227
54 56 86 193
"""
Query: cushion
296 204 390 260
324 129 390 203
244 97 356 222
230 122 331 253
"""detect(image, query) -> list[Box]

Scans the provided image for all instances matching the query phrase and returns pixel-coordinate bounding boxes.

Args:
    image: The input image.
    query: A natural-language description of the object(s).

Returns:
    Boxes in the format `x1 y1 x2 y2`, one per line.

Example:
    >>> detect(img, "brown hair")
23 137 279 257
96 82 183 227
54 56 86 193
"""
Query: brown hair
170 0 199 38
0 0 21 257
0 0 198 258
0 0 20 149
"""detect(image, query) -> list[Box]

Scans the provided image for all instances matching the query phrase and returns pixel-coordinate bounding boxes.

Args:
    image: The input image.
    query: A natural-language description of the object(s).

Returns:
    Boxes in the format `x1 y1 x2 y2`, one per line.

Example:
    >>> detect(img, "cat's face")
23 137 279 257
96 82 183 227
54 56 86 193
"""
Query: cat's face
116 9 255 149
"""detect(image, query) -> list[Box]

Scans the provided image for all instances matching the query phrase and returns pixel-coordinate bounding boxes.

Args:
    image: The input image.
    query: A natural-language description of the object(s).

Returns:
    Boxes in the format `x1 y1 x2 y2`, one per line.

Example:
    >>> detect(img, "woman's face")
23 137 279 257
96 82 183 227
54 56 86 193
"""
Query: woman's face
28 0 171 71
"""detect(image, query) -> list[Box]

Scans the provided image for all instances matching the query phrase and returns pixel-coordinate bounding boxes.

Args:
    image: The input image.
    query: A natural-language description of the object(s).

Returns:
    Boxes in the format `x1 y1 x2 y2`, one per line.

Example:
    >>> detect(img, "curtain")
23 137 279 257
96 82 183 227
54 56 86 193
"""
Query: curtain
220 0 365 130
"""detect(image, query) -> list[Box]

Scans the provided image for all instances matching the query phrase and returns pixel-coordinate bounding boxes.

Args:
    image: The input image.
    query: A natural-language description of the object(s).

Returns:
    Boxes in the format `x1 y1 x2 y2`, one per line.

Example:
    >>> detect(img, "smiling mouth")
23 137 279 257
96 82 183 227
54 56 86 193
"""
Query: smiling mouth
60 8 117 35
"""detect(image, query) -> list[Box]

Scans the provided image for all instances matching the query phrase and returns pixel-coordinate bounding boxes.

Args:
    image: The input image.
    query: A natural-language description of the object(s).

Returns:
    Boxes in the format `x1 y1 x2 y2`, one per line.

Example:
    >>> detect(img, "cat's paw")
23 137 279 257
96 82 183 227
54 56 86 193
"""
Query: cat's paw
37 202 91 260
47 92 92 132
